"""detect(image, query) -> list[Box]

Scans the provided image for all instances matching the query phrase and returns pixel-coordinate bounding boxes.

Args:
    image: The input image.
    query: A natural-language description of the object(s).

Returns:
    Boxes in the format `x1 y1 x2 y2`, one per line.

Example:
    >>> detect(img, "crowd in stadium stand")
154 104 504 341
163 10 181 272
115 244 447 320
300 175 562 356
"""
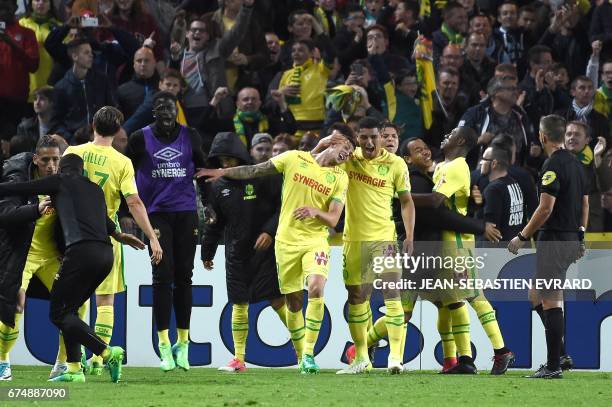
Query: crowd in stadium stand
1 0 611 232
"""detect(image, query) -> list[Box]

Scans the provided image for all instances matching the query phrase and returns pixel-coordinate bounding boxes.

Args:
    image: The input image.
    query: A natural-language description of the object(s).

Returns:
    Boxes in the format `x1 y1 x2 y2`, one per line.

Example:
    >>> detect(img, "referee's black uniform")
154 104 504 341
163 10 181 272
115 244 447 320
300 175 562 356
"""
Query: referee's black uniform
535 148 588 375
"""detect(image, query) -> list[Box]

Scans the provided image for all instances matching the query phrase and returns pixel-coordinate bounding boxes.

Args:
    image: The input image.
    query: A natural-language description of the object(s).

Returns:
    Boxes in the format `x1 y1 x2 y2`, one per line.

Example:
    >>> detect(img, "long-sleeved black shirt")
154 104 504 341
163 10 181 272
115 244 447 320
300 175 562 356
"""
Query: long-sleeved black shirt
0 173 116 248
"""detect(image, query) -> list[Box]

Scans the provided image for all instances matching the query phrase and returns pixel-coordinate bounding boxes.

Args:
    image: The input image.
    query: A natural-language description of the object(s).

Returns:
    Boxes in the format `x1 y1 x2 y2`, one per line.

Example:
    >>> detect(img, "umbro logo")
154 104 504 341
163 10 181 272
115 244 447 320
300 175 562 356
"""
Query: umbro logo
154 147 182 162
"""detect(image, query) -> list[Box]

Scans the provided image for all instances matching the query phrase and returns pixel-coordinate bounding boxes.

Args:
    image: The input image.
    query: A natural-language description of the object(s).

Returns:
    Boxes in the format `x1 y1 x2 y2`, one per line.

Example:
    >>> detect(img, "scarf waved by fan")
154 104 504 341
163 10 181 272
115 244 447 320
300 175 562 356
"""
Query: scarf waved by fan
572 99 593 122
233 110 269 146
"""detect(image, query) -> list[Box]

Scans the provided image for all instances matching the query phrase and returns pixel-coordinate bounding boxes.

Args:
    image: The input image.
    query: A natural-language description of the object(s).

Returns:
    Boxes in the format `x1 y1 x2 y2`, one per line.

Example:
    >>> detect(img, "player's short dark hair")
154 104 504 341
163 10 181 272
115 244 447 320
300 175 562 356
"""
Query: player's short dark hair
455 127 478 152
570 75 593 90
401 136 424 156
380 121 401 134
66 37 91 56
10 135 35 156
153 91 178 105
528 45 552 66
398 1 420 17
293 39 315 51
566 121 590 139
539 114 566 143
74 124 94 145
327 122 356 148
358 116 380 131
35 135 60 153
59 153 84 175
490 145 511 170
33 86 55 102
93 106 124 137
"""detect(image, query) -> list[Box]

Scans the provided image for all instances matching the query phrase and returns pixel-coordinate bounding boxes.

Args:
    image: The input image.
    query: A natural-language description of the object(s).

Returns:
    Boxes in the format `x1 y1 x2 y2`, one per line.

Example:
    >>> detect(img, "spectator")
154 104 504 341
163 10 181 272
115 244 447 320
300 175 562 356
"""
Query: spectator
440 43 480 104
274 39 333 137
258 32 283 97
392 69 422 142
16 86 66 146
538 2 590 81
117 47 159 119
594 59 612 122
332 4 367 76
550 62 571 112
298 130 319 151
463 33 496 95
426 66 470 159
519 45 554 129
52 38 116 142
249 132 273 164
278 9 329 70
589 0 612 61
18 0 61 102
363 0 384 29
44 10 140 86
364 24 411 76
468 12 498 60
493 1 525 69
313 0 340 38
107 0 165 71
517 5 539 47
271 133 293 156
557 76 609 149
208 0 270 93
0 0 39 153
169 0 254 124
385 0 419 62
460 75 537 168
432 2 468 63
564 120 606 231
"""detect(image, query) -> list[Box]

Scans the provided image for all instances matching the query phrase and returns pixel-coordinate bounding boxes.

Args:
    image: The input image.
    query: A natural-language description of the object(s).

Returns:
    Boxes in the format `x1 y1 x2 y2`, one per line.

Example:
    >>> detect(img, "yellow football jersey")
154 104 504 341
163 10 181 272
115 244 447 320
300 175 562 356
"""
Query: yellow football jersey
271 150 348 246
28 195 58 258
343 147 410 242
432 156 474 245
65 143 138 218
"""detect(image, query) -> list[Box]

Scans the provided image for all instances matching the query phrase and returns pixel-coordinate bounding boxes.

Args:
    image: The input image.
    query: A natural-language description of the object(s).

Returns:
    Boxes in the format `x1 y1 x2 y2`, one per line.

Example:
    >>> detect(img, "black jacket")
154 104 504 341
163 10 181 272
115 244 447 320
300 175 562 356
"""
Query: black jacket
117 73 160 120
52 69 116 142
0 154 53 326
201 132 281 278
557 106 611 149
408 165 485 242
16 116 68 148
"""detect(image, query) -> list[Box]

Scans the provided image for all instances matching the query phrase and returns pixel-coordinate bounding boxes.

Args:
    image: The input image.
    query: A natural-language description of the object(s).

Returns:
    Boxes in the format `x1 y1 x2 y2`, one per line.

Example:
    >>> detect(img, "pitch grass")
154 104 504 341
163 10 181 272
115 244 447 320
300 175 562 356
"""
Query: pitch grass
1 366 611 406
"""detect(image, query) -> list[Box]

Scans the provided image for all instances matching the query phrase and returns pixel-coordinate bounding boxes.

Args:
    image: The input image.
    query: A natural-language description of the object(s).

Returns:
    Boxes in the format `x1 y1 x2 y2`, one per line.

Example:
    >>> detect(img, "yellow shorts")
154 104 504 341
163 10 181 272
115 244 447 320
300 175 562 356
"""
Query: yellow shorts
275 241 330 294
21 255 60 292
342 241 401 286
95 239 125 295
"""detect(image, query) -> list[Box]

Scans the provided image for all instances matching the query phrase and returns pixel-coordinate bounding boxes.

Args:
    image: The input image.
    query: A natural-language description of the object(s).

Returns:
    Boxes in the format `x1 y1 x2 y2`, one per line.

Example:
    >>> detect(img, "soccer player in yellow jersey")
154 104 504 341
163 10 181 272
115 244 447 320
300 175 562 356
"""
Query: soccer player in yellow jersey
64 107 162 374
412 127 479 374
318 118 415 375
198 125 355 374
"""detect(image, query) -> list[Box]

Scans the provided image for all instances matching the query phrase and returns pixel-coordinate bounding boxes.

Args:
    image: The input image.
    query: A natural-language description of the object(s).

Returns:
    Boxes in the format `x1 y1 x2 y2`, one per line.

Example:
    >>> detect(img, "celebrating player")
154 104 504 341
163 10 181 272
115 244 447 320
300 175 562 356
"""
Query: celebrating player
197 124 354 374
65 107 162 374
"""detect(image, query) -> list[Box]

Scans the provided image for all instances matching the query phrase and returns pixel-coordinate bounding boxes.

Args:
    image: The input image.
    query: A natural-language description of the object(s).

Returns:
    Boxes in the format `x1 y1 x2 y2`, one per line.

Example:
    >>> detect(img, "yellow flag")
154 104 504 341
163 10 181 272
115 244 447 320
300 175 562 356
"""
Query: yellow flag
414 36 436 130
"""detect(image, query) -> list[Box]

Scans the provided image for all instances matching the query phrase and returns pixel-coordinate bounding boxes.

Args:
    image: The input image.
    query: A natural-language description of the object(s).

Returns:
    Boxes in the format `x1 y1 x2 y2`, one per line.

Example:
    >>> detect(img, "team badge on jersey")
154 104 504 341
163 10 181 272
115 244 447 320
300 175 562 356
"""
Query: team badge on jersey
315 251 329 266
541 171 557 186
326 173 336 184
244 184 256 200
378 165 389 176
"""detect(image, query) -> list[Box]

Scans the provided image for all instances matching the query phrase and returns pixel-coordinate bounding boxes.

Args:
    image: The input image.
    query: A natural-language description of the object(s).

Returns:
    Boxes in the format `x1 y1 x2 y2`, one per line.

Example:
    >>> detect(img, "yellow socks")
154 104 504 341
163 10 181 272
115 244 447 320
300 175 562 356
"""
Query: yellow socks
0 312 22 361
470 299 505 350
449 304 472 357
348 301 369 361
158 329 170 346
400 322 407 359
437 306 456 358
101 347 110 361
91 305 113 364
384 299 404 362
273 303 289 328
286 306 305 361
177 328 189 344
303 297 324 356
367 316 387 348
231 304 248 362
67 362 81 373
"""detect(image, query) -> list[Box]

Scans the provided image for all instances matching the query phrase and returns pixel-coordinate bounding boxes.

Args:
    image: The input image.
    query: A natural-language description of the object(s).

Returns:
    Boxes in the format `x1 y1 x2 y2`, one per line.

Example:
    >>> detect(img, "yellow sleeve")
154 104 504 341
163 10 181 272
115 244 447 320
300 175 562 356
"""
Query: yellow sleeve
393 159 411 194
331 172 348 205
433 161 467 199
63 145 77 157
270 150 296 173
119 159 138 197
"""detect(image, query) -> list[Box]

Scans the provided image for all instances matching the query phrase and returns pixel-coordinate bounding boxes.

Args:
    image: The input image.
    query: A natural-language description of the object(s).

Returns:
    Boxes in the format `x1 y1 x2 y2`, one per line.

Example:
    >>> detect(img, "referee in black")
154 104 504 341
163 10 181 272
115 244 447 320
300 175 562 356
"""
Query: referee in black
508 114 589 379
